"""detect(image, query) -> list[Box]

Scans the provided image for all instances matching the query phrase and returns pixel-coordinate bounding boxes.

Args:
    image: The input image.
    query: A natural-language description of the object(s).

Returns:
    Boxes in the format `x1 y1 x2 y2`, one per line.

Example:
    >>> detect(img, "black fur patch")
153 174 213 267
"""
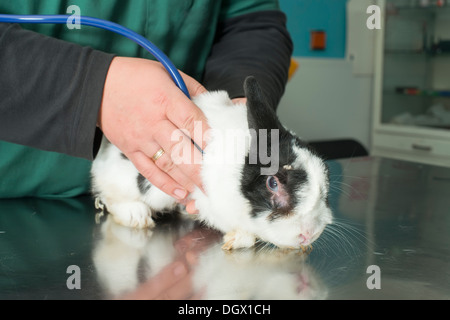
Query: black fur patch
241 76 310 220
267 168 307 221
244 76 281 131
241 136 308 219
137 173 151 194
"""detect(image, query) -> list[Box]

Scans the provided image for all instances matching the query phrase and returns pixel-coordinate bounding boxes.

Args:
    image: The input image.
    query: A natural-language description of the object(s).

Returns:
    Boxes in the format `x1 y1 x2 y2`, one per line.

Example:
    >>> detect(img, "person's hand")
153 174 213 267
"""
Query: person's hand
98 57 208 211
120 259 197 300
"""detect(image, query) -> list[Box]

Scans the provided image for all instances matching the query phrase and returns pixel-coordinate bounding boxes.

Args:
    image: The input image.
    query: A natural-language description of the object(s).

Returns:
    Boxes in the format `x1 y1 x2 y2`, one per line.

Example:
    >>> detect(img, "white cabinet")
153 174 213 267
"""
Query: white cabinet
371 0 450 167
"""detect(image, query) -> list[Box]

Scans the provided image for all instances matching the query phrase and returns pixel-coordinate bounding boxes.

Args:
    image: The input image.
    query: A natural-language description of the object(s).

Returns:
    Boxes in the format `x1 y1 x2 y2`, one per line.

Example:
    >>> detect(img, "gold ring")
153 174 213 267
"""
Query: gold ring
152 148 165 162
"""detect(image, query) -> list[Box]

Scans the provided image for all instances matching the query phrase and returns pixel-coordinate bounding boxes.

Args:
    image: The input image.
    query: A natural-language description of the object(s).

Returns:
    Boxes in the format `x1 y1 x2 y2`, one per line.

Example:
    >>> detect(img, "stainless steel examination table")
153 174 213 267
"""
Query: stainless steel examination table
1 156 449 300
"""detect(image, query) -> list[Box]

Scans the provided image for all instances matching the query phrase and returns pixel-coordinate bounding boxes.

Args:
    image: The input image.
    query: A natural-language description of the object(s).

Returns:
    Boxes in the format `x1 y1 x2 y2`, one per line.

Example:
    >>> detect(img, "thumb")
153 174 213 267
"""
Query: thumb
179 71 207 98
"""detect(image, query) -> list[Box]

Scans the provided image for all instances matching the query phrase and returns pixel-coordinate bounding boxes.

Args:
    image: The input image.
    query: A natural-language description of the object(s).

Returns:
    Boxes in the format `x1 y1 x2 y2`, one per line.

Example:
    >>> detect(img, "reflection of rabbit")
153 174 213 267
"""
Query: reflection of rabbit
92 216 154 298
92 216 328 300
92 214 194 298
91 76 332 250
192 247 328 300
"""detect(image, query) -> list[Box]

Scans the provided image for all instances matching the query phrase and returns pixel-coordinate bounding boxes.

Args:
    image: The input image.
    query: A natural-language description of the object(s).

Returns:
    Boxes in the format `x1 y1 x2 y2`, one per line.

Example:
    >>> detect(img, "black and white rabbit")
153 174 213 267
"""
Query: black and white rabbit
91 76 332 250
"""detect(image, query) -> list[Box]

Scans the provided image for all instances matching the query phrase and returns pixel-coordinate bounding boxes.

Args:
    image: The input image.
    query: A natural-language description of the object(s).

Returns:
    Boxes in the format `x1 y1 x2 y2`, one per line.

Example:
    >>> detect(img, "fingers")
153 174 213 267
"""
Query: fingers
121 261 194 300
185 200 198 214
148 71 208 194
179 70 207 98
153 268 194 300
152 119 203 192
127 121 204 202
164 85 209 152
129 151 188 201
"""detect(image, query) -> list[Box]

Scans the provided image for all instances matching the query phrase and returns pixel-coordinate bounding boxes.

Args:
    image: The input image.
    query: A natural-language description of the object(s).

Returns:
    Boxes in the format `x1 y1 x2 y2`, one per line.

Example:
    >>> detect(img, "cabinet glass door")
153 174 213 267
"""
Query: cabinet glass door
381 0 450 130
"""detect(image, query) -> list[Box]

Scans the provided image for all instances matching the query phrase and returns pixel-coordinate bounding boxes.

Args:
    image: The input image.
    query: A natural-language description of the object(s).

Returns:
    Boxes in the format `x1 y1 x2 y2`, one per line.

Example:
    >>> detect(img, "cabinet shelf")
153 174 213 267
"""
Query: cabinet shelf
391 88 450 97
387 2 450 12
384 47 450 57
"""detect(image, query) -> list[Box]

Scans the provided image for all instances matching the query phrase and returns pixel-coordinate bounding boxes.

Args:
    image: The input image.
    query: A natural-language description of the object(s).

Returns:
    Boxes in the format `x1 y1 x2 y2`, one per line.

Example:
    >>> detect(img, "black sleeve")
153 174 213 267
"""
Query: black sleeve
0 23 115 160
202 10 293 110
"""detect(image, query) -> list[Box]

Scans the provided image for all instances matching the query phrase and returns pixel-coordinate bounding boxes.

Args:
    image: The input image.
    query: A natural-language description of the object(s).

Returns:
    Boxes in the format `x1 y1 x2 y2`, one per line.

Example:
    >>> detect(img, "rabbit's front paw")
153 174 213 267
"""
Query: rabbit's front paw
222 230 256 250
108 201 155 229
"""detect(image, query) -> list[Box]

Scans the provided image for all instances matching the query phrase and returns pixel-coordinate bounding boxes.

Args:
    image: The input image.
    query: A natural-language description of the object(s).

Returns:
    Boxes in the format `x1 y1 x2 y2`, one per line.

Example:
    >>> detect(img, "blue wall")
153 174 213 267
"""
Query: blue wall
279 0 348 58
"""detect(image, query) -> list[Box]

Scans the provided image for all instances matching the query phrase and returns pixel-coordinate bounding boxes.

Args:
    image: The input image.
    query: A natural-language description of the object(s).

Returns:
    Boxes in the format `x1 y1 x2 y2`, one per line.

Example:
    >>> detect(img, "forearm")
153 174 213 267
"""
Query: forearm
202 10 293 110
0 23 114 160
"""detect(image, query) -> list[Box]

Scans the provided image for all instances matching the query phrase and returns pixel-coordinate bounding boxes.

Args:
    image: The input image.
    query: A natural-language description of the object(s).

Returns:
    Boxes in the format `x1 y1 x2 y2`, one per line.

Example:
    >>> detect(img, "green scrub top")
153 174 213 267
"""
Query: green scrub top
0 0 279 198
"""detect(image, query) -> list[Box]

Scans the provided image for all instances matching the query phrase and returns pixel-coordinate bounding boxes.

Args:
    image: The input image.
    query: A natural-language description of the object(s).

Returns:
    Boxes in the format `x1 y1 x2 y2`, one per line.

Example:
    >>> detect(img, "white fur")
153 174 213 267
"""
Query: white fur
91 136 176 228
91 90 332 249
252 143 333 248
189 92 254 239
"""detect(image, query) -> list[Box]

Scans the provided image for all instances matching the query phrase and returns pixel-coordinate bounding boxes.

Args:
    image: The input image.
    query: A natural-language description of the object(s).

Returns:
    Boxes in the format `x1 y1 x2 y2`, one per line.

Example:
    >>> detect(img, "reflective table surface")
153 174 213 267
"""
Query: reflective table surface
1 156 449 300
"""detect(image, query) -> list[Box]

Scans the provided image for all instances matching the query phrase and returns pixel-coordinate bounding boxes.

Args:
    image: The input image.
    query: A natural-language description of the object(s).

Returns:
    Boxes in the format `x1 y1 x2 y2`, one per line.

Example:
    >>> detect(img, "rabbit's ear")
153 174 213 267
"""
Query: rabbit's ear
244 76 280 131
243 76 284 175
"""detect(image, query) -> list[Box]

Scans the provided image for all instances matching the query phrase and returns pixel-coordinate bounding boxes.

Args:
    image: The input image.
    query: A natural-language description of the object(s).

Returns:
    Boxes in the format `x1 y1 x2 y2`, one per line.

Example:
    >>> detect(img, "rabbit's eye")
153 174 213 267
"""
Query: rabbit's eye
266 176 279 192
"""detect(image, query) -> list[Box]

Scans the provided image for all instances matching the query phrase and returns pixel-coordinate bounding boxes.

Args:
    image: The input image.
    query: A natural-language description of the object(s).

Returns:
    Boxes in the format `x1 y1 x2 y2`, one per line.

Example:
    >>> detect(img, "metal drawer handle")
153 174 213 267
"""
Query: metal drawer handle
411 144 432 152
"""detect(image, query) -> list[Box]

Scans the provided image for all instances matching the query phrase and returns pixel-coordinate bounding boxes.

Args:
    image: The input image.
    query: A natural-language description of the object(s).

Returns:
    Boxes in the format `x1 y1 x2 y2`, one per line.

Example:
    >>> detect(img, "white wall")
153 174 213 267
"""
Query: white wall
277 58 374 151
277 0 380 151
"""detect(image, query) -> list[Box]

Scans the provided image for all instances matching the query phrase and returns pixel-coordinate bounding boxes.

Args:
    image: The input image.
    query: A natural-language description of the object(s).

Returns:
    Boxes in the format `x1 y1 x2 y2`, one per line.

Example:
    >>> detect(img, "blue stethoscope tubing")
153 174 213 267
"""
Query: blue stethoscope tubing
0 14 191 99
